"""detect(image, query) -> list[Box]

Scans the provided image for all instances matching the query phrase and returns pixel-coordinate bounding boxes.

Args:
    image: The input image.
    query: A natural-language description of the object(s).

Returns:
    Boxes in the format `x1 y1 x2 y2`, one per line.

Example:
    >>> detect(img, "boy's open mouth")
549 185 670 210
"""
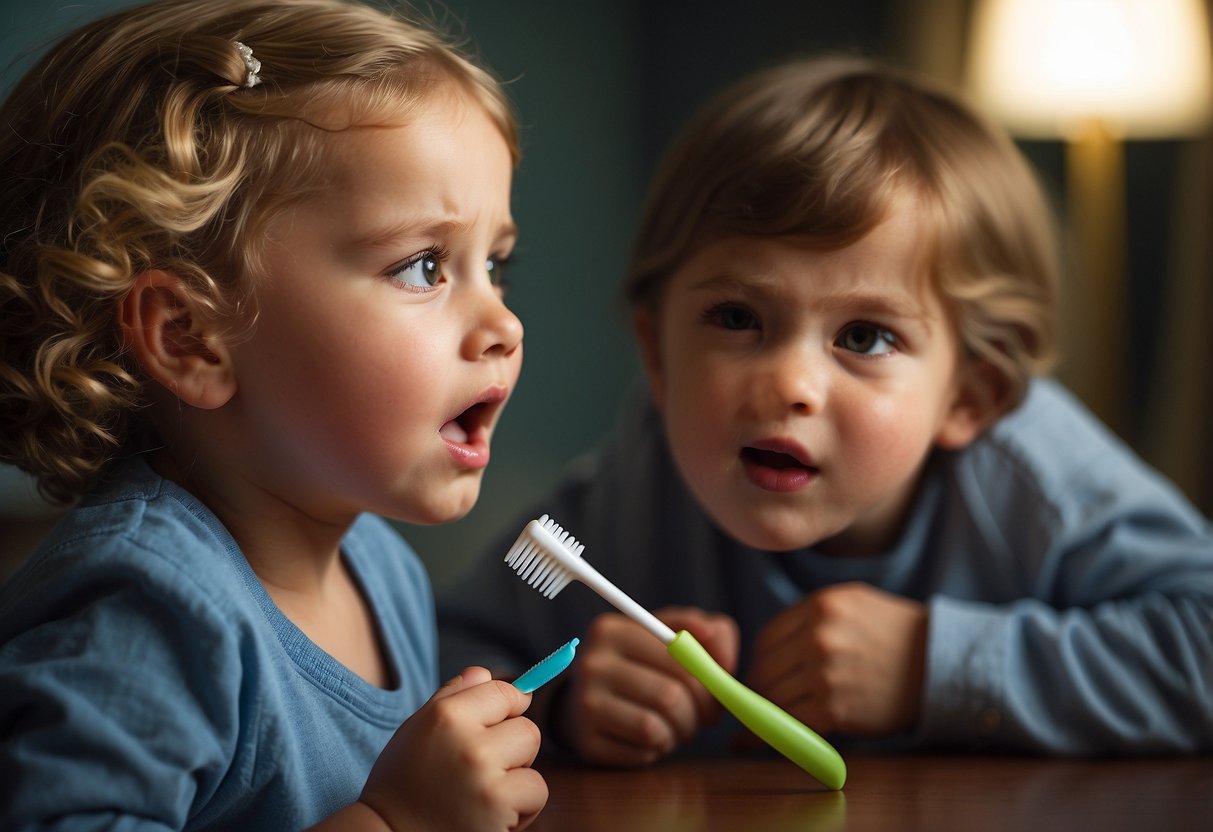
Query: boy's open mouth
741 446 817 473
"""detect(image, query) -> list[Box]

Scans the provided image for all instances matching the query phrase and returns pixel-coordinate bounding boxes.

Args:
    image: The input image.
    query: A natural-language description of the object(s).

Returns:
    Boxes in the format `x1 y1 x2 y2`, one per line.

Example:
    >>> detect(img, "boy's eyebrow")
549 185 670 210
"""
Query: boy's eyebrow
812 290 933 326
688 273 933 325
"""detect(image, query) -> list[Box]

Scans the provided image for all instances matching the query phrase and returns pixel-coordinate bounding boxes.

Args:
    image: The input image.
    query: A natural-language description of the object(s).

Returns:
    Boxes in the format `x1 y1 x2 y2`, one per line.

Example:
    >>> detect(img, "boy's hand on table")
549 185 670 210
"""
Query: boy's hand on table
741 582 928 742
559 606 739 767
360 666 547 831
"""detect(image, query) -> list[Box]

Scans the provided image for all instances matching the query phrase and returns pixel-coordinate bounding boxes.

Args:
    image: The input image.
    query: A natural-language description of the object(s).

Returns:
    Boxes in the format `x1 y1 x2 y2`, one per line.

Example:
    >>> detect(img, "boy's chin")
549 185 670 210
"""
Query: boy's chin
709 510 824 553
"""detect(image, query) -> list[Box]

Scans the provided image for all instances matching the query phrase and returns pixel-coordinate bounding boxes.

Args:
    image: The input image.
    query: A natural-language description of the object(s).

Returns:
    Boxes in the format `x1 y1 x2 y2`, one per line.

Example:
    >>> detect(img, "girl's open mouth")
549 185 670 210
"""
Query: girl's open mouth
440 401 493 445
440 388 507 469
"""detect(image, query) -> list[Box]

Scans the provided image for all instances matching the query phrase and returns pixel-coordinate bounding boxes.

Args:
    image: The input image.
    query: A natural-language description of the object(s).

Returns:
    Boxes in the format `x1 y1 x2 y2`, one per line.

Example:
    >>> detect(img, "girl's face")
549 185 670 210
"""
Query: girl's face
223 91 522 527
637 199 985 553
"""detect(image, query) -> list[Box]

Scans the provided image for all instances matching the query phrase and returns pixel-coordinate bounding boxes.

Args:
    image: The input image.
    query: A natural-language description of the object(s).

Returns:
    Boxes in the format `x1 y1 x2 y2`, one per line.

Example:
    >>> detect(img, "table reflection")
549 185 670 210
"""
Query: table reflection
532 752 1213 831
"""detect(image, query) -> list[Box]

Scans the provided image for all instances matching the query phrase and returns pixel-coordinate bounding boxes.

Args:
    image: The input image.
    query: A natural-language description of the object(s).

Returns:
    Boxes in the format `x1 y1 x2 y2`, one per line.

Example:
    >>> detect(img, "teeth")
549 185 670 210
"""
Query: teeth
440 419 469 443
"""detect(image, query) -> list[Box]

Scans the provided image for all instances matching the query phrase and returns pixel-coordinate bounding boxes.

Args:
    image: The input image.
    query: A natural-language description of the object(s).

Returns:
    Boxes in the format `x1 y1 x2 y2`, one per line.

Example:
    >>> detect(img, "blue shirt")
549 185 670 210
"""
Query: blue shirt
0 457 438 829
439 378 1213 755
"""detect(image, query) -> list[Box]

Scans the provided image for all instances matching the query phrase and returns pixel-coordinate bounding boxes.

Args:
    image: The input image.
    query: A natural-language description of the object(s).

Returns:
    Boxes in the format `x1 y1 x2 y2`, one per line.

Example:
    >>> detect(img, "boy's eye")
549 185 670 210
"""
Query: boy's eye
836 323 897 356
703 302 759 330
387 249 444 288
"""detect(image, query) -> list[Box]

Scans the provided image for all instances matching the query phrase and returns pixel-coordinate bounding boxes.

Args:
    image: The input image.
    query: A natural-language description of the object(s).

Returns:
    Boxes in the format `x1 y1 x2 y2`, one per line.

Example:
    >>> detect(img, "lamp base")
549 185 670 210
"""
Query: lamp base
1062 119 1129 439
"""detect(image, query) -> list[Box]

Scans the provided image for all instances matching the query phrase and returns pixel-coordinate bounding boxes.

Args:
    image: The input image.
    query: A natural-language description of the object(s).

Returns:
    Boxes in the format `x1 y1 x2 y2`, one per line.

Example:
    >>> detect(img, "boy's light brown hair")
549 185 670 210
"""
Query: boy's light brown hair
625 57 1059 414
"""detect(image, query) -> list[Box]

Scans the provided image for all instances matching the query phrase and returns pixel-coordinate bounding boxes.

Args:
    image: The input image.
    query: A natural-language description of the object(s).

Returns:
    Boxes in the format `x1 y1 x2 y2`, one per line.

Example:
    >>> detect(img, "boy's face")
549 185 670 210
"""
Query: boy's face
224 91 522 526
637 199 983 554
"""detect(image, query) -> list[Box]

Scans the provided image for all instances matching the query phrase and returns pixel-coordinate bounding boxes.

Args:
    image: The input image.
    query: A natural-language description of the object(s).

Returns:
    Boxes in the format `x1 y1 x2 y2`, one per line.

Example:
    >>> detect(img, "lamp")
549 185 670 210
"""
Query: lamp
966 0 1213 437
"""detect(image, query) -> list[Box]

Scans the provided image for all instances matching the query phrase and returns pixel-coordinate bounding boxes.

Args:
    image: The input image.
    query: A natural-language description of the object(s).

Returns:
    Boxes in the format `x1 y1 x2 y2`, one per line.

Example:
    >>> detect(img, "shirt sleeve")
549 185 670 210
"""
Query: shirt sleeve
919 421 1213 754
922 590 1213 753
0 550 244 829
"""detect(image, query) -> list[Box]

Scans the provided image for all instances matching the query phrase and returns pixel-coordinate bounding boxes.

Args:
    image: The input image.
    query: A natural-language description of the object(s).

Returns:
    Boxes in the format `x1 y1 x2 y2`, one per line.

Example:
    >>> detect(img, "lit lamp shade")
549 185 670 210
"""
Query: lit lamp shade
967 0 1213 139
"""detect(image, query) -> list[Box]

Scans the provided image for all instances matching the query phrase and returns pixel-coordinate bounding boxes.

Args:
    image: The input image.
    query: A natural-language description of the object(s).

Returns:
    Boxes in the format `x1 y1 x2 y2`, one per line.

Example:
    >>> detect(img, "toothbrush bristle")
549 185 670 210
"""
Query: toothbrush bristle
503 515 585 599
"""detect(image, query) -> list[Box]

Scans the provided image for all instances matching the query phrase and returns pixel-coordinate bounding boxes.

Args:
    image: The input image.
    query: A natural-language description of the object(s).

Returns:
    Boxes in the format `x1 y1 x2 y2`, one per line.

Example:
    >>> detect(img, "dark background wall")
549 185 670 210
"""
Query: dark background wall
2 1 1208 585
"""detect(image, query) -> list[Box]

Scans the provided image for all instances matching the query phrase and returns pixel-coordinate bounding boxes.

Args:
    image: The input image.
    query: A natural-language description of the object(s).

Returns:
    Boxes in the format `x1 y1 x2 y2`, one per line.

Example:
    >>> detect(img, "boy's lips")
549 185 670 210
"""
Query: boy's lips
740 437 819 493
441 386 509 469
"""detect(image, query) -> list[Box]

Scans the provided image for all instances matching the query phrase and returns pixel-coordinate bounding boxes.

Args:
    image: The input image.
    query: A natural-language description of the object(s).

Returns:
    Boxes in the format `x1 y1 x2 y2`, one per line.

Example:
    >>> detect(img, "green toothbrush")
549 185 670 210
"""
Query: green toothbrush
504 514 846 791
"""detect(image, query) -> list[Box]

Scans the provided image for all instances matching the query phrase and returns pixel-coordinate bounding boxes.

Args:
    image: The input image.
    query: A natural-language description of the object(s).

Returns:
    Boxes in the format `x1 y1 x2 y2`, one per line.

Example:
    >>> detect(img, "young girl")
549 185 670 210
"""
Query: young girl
0 0 545 828
439 57 1213 765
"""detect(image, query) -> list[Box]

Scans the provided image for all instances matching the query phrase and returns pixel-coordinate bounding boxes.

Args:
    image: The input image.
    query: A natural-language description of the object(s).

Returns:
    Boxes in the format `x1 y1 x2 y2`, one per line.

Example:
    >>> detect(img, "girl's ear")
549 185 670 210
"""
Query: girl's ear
632 308 666 410
119 270 237 410
935 358 1012 450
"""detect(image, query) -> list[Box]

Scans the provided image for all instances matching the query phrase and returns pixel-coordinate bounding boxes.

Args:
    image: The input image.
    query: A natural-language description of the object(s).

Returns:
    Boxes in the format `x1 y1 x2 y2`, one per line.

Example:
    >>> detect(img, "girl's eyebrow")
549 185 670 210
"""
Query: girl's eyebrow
350 216 519 250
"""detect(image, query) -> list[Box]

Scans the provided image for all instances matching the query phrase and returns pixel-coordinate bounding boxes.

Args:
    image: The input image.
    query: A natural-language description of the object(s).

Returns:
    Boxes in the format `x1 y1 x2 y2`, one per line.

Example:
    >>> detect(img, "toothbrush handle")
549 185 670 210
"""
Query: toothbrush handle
668 630 847 791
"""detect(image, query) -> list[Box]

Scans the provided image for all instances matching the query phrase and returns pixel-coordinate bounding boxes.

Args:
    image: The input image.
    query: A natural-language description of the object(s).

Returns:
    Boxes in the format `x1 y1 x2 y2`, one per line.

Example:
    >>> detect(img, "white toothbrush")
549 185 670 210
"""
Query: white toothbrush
505 514 846 790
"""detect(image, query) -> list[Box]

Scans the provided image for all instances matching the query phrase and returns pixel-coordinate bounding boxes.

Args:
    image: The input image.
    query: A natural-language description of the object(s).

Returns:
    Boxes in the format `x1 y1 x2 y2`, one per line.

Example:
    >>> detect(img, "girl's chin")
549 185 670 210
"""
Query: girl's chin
399 486 482 527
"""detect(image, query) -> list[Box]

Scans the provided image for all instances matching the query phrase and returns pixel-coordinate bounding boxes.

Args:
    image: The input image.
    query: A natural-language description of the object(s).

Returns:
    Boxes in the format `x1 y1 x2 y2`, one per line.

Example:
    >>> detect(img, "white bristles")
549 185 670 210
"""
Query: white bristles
504 514 583 598
503 514 676 644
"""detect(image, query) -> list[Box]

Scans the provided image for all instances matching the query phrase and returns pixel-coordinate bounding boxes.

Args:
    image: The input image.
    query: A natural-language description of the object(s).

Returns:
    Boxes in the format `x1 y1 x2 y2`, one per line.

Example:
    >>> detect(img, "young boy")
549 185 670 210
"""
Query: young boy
438 57 1213 765
0 0 544 828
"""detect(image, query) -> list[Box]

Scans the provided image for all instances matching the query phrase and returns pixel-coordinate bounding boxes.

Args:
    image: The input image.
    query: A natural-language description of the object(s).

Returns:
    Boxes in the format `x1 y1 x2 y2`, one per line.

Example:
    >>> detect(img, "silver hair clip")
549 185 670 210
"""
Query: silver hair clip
234 42 262 88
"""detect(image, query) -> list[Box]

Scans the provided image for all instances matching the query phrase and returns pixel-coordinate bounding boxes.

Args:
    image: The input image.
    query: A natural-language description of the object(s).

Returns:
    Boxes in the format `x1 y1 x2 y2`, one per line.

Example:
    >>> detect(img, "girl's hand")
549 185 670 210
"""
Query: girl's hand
742 582 928 741
359 666 547 832
557 606 739 766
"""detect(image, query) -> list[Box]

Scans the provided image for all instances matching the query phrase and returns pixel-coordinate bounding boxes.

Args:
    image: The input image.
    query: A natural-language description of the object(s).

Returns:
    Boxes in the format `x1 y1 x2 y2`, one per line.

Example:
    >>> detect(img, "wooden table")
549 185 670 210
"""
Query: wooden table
531 752 1213 831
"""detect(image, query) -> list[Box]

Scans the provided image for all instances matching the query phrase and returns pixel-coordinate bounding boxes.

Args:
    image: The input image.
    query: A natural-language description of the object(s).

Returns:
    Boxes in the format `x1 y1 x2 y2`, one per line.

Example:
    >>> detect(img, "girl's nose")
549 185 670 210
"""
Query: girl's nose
462 282 524 361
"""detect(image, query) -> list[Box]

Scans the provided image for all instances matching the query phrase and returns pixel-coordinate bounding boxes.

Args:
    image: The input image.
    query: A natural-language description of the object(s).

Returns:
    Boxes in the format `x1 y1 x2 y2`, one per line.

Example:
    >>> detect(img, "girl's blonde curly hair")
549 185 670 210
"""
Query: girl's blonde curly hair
0 0 518 505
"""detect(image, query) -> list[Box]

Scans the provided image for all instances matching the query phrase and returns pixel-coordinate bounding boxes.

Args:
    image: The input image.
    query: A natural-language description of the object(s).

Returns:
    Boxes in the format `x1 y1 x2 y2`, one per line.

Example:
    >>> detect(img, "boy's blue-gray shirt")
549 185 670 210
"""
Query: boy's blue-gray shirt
0 457 438 829
439 377 1213 754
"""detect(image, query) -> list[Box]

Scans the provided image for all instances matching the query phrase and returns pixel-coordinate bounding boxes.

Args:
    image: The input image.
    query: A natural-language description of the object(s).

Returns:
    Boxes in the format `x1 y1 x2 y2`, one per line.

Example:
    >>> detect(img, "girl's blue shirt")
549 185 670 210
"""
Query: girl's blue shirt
0 457 437 829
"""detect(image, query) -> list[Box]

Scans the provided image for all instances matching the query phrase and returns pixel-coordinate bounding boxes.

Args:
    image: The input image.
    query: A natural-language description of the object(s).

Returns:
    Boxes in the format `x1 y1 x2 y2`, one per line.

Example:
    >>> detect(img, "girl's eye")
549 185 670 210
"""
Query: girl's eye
836 323 897 356
486 254 512 294
387 248 446 289
702 302 759 331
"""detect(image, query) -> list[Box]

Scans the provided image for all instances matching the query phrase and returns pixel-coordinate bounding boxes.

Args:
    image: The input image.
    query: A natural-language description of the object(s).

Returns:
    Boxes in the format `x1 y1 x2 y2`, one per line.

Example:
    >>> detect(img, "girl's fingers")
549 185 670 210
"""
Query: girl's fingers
430 665 495 701
501 767 549 830
426 676 532 749
483 715 543 770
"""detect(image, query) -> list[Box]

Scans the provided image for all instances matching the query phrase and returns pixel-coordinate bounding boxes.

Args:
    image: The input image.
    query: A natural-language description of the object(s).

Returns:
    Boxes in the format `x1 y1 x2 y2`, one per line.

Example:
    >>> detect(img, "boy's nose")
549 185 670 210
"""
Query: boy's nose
755 344 827 415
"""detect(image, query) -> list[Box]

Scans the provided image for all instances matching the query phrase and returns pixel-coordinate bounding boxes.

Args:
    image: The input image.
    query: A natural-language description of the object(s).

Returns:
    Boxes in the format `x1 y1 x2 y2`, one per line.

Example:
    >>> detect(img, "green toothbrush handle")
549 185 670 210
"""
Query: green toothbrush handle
668 630 846 790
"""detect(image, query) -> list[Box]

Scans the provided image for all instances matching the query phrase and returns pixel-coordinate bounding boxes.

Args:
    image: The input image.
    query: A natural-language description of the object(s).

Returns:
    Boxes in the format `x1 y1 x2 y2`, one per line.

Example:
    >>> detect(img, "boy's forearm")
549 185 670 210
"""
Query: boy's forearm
919 593 1213 754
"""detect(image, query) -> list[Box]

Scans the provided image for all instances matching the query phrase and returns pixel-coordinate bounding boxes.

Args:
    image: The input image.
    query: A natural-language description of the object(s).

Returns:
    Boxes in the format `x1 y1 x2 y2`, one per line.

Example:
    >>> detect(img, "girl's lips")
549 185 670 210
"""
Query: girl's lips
740 438 818 493
441 386 508 470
